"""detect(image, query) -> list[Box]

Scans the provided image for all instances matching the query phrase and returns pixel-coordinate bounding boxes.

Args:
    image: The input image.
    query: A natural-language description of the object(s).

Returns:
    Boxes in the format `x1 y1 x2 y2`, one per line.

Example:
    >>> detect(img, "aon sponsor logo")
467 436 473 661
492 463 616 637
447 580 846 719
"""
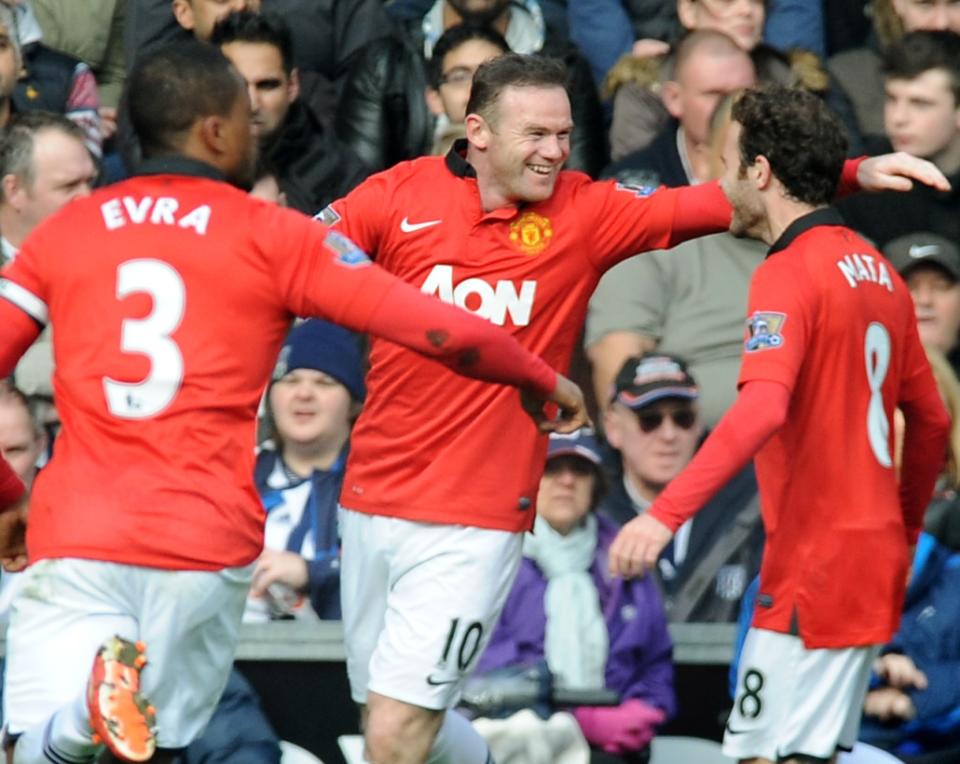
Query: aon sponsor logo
421 264 537 326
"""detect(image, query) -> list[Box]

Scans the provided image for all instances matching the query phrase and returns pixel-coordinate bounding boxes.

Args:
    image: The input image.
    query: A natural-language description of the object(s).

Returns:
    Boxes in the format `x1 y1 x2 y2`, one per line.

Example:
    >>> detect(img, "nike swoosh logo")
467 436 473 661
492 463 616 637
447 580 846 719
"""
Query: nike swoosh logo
909 244 940 258
400 217 442 233
724 724 751 735
425 675 459 686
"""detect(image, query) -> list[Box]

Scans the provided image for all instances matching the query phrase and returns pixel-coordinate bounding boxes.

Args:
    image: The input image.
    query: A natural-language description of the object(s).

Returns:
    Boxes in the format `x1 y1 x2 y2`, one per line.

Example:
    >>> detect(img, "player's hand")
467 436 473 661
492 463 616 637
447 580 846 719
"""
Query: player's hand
873 653 928 691
250 549 309 596
522 373 590 434
857 152 951 194
608 512 673 578
863 687 917 722
0 493 28 570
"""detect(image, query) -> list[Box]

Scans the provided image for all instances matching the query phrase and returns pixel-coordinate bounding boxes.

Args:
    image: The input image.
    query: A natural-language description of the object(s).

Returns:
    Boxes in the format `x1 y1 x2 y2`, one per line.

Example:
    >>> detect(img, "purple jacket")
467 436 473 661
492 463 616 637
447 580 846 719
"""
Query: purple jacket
477 514 676 718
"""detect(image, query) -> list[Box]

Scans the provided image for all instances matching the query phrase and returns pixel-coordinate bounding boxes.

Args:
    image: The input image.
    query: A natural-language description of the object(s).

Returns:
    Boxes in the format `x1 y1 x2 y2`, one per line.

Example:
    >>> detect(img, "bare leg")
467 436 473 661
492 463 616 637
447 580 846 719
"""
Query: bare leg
363 691 445 764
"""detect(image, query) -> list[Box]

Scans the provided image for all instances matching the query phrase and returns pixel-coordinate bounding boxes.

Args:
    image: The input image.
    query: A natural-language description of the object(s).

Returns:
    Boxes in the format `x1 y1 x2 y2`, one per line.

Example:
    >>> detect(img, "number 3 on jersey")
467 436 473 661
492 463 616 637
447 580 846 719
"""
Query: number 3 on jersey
864 322 892 468
103 259 185 419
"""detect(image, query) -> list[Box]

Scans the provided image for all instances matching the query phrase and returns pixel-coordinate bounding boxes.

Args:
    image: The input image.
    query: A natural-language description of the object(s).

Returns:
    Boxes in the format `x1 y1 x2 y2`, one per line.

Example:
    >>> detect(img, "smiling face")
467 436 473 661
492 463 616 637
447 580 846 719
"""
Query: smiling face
467 84 572 208
269 368 354 450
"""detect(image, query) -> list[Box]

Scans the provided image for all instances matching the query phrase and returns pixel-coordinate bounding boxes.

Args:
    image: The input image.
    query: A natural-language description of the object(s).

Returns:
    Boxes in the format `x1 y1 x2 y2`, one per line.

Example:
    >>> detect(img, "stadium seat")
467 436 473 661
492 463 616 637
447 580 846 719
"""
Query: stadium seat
650 736 734 763
279 740 325 764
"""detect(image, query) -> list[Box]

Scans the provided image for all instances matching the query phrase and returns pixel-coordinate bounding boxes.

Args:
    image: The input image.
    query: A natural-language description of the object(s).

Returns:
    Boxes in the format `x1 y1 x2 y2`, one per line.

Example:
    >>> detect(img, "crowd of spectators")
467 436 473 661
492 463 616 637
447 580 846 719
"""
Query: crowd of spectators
1 0 960 762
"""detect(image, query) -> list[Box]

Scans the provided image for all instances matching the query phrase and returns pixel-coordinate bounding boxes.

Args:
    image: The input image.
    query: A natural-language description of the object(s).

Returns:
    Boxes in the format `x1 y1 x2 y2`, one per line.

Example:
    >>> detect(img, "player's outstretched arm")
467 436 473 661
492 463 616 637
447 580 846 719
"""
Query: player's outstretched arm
854 152 951 194
609 378 789 578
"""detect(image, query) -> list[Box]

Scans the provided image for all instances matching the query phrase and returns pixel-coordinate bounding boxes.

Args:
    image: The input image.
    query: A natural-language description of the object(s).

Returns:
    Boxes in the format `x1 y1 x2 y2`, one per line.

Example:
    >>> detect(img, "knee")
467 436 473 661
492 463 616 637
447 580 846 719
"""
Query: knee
363 697 442 764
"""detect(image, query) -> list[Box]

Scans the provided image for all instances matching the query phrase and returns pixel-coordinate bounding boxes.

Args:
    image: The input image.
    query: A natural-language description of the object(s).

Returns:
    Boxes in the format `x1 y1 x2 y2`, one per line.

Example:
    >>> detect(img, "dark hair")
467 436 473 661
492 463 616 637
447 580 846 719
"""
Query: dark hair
428 24 510 89
732 85 847 206
210 10 295 75
127 40 243 158
0 111 86 199
465 53 568 123
883 30 960 105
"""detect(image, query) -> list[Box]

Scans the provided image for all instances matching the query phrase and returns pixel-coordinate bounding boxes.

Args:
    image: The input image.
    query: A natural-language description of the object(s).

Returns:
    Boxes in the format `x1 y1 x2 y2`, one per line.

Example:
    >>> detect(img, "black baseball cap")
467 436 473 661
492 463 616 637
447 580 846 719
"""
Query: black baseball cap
611 353 699 410
884 232 960 281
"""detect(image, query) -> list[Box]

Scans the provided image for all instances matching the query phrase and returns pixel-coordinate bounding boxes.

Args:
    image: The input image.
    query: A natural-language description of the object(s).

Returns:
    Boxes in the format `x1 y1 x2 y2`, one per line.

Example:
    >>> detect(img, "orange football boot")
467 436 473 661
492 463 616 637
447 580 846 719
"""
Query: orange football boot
86 636 157 762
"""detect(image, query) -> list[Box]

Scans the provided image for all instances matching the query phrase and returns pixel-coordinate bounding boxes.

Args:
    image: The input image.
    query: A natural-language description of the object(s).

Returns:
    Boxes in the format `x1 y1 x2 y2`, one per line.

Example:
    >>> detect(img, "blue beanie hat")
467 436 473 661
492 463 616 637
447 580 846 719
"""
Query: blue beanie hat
272 319 366 402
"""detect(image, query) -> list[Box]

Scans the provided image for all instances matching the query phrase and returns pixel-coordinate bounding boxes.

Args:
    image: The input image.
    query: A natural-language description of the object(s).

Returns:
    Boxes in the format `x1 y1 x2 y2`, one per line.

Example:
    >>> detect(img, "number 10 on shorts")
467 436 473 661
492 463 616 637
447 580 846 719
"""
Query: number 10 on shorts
437 618 484 671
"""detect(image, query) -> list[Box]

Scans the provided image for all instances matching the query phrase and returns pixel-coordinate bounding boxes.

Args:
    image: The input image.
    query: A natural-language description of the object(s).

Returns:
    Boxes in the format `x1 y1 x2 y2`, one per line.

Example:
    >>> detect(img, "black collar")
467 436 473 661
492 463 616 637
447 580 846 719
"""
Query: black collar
767 207 844 258
135 156 227 182
445 139 476 178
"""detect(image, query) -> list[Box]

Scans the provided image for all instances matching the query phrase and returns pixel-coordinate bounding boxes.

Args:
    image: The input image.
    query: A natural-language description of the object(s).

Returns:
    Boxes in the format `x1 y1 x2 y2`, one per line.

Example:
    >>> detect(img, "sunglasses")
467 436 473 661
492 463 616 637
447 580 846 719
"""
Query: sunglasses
635 408 697 434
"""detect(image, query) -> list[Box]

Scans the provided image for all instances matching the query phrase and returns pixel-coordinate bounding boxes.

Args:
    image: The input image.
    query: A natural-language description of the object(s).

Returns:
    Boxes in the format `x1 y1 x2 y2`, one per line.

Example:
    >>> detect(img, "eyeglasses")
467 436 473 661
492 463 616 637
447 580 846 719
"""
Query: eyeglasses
635 408 697 434
439 67 475 87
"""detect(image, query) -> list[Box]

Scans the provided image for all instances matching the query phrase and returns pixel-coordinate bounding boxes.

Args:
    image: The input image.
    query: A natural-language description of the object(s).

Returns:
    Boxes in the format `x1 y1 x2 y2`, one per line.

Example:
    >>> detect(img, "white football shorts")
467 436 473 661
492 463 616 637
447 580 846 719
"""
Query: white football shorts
4 557 252 749
339 506 524 710
723 627 880 761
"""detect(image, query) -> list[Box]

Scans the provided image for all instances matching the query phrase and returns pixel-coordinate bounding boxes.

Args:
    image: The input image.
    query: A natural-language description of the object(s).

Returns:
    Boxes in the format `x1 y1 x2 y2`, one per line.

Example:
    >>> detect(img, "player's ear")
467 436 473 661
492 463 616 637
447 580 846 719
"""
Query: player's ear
198 114 228 155
753 154 773 190
465 113 490 149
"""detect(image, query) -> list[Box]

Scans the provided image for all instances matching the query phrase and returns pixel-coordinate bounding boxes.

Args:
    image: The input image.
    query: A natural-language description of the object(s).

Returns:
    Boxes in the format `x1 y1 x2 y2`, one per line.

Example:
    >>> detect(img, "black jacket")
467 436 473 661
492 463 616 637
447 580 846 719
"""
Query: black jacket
335 21 609 176
837 169 960 250
264 100 371 215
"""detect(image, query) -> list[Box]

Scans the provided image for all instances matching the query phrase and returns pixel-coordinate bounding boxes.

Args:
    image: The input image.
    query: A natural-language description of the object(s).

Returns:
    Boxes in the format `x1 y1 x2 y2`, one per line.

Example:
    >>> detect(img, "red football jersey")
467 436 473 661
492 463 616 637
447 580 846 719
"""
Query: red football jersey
738 209 937 647
328 148 732 531
0 162 420 570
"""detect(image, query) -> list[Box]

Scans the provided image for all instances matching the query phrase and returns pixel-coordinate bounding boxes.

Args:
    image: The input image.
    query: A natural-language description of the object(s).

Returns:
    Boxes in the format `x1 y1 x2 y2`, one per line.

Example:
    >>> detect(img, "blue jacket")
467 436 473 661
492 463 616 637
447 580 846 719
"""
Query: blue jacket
860 533 960 755
477 513 676 718
254 448 345 620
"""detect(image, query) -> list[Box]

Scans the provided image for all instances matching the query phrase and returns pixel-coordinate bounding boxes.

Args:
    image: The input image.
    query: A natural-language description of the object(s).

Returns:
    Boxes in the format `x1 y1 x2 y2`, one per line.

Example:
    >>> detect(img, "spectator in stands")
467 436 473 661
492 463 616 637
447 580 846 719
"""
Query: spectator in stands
248 318 364 622
128 0 391 91
0 111 96 436
0 382 48 726
830 0 960 150
568 0 827 91
475 428 675 763
185 320 366 763
334 0 608 175
598 354 762 622
883 233 960 378
8 2 103 158
604 30 755 189
0 6 21 131
29 0 125 114
424 25 509 157
838 30 960 249
212 10 369 215
605 0 860 161
587 92 766 426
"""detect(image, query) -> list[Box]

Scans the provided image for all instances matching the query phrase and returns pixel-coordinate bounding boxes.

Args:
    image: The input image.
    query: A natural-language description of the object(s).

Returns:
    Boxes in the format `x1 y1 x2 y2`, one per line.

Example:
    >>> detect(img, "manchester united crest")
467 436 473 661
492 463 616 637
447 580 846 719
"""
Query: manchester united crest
509 212 553 256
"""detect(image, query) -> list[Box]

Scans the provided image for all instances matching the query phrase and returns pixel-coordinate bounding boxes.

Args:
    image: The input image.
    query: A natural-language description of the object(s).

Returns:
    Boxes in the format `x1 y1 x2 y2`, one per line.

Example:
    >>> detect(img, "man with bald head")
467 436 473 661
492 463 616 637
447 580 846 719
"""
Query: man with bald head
605 29 756 189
